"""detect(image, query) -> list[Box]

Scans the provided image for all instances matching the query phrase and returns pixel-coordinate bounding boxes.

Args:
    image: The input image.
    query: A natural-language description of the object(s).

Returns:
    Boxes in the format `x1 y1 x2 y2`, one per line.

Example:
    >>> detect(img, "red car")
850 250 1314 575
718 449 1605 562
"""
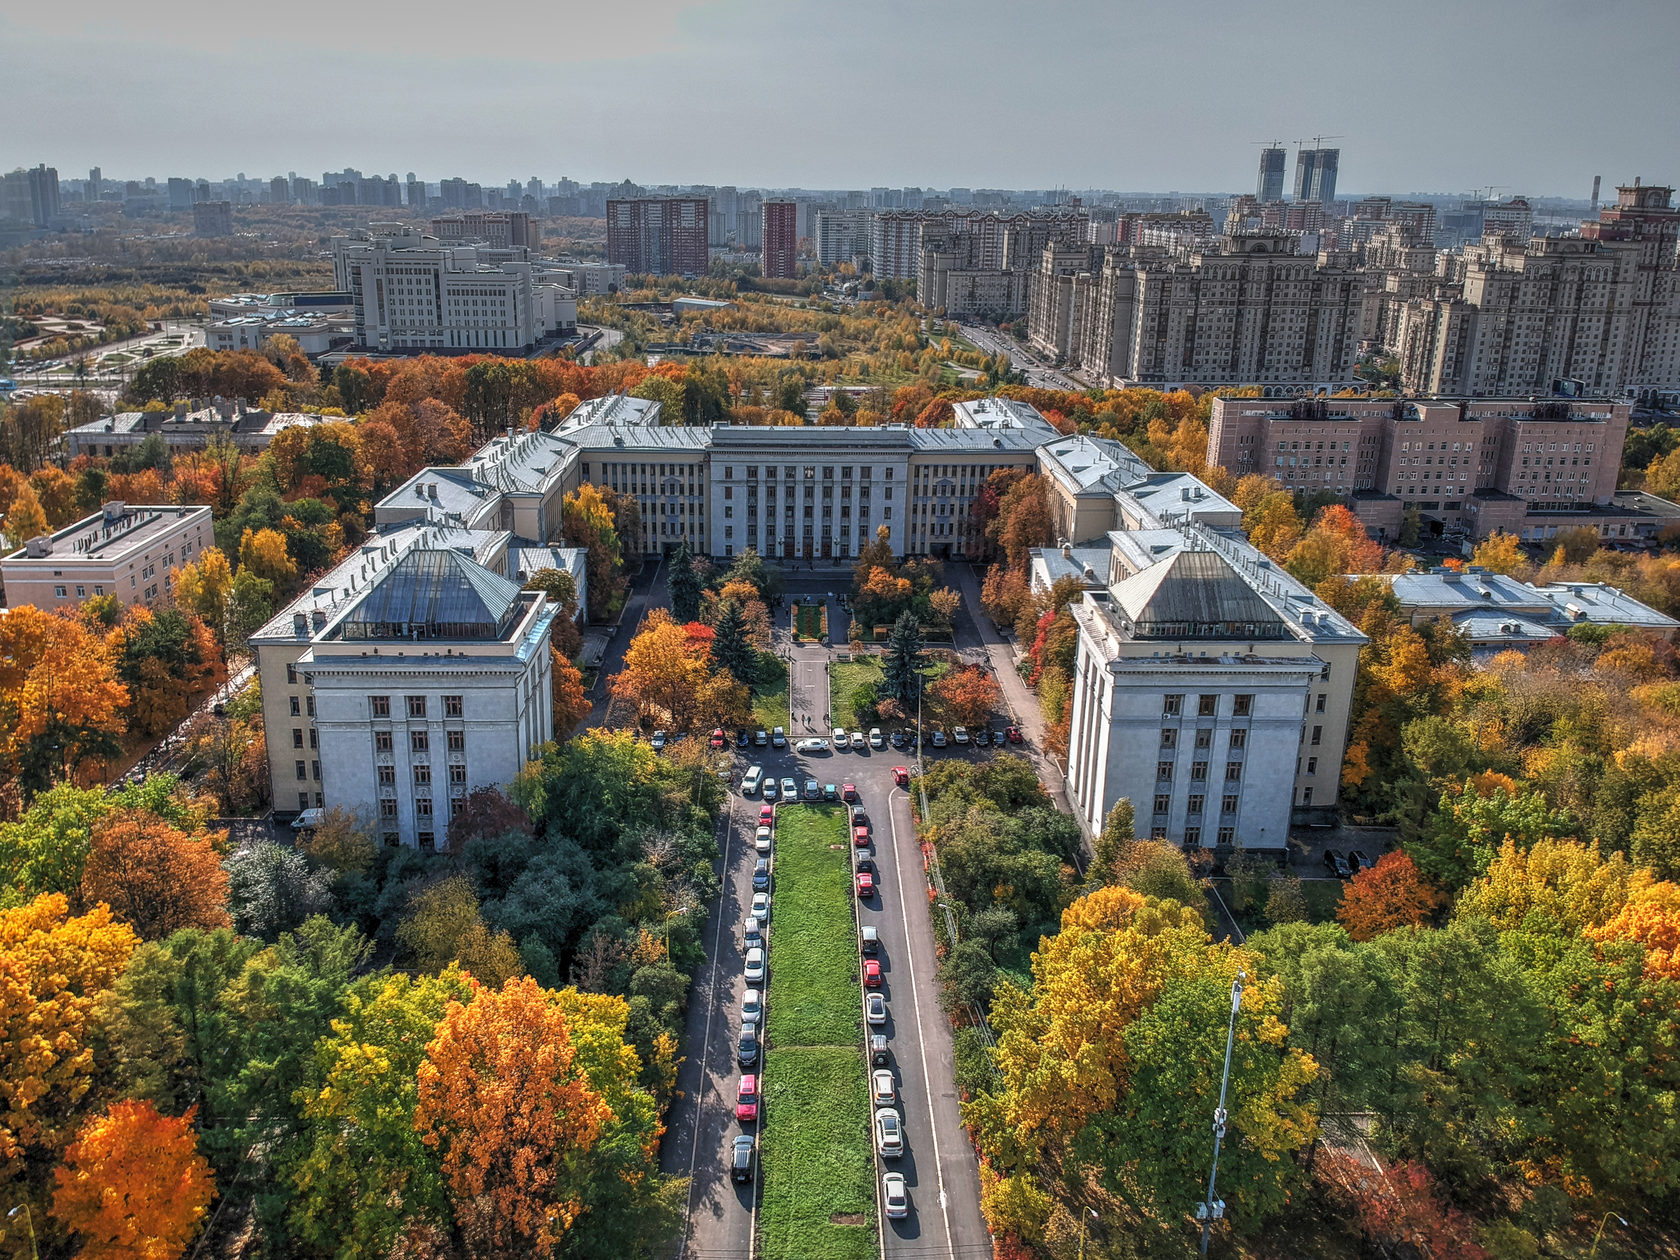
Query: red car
855 869 874 898
710 728 727 749
853 825 871 848
892 766 910 788
1005 726 1023 744
736 1074 759 1123
842 783 858 802
863 958 882 987
758 805 775 827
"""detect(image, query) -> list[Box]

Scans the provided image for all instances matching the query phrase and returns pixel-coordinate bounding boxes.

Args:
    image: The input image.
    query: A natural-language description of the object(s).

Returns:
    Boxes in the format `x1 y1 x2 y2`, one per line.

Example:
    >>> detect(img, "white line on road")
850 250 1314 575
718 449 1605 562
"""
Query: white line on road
888 786 956 1260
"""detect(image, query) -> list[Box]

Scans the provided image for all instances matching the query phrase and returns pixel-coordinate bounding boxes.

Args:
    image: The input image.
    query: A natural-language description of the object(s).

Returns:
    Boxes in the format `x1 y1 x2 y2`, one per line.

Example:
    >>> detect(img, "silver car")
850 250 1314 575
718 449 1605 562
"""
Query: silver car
874 1107 903 1158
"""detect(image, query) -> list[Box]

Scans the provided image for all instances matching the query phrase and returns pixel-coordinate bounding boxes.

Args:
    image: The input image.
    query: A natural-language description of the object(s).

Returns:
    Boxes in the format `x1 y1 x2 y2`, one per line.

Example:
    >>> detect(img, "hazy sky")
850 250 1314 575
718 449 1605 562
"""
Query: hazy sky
4 0 1677 198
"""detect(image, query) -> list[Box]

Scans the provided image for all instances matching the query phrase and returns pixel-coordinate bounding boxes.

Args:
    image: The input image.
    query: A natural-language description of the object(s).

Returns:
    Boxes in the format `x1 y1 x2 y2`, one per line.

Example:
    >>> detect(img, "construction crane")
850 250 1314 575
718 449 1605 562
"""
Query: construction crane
1307 134 1345 150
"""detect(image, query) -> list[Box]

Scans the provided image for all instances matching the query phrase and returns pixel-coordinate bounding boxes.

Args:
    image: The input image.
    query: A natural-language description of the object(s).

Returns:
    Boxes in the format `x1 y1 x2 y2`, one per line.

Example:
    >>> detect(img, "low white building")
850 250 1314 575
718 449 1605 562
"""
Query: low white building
252 522 559 844
64 400 334 460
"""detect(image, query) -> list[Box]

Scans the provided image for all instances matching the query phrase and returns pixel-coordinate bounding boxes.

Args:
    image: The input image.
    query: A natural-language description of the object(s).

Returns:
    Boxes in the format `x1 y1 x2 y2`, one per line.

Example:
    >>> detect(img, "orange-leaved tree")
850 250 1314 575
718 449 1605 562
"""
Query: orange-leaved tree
415 976 614 1258
0 604 130 792
51 1098 214 1260
1585 880 1680 981
80 809 231 940
552 651 591 740
0 894 138 1176
931 664 1001 728
1336 851 1443 941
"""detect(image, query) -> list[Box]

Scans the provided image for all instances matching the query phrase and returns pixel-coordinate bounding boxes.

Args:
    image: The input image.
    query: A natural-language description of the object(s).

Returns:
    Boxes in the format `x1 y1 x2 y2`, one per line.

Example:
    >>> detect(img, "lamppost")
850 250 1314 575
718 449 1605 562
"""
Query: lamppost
1197 970 1245 1256
1589 1212 1629 1258
6 1204 40 1260
1075 1207 1099 1260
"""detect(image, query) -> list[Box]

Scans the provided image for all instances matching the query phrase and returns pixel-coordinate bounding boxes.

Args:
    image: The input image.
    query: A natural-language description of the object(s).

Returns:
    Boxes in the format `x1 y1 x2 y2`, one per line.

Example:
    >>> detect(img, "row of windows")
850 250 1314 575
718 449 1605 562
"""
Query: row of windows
1158 760 1244 782
370 694 465 718
724 465 895 481
373 729 466 753
1162 728 1249 749
1153 793 1241 816
1163 693 1254 718
1149 826 1237 845
377 763 469 786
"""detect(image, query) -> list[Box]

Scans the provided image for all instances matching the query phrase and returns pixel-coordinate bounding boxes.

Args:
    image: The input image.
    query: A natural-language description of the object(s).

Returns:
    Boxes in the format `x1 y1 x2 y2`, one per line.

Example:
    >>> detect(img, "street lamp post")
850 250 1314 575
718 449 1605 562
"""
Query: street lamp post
1589 1212 1629 1258
6 1204 40 1260
1198 970 1245 1256
1075 1207 1099 1260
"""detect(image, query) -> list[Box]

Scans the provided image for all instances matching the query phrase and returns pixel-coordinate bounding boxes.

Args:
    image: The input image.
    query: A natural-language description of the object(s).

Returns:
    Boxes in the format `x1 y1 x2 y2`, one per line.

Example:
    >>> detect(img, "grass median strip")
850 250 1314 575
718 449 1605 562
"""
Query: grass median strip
760 803 875 1260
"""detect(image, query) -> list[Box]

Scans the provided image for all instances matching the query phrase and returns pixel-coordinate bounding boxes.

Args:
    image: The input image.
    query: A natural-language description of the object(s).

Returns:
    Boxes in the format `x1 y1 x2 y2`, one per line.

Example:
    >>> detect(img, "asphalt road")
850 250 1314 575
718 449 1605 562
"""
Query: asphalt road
666 578 992 1260
956 321 1086 392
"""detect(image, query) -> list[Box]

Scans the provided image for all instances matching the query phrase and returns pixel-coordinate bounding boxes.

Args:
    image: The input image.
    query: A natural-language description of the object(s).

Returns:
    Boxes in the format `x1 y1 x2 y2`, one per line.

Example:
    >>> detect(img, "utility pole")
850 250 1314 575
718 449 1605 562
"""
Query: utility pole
1198 970 1245 1255
1076 1207 1099 1260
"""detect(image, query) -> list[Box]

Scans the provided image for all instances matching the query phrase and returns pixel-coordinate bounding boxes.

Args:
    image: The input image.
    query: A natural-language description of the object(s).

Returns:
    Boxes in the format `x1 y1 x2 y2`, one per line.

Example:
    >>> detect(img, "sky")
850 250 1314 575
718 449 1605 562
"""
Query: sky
3 0 1678 199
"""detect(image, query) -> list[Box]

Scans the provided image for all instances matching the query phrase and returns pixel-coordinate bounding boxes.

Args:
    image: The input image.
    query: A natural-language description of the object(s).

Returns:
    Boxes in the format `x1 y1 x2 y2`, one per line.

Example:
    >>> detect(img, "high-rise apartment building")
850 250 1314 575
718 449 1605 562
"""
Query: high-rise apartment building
814 208 872 267
606 197 709 276
1256 147 1286 202
192 200 234 237
760 200 798 279
1293 148 1339 205
269 176 290 204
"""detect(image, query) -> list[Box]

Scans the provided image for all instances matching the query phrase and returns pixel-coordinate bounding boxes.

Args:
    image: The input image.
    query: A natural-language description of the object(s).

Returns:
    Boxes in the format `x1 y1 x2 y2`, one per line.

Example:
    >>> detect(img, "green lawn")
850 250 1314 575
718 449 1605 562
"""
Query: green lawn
760 803 875 1260
758 1047 876 1260
765 805 861 1048
753 651 790 733
830 657 950 731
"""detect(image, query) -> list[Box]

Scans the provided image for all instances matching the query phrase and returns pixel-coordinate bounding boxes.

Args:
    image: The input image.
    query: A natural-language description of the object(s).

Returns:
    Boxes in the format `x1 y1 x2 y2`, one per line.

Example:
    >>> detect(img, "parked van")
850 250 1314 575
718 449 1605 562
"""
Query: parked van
742 766 764 795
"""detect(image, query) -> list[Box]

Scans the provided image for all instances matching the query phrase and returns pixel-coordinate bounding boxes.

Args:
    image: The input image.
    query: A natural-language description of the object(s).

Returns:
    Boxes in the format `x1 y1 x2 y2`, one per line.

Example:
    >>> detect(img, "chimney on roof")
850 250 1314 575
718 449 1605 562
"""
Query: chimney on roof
428 482 439 500
174 400 188 420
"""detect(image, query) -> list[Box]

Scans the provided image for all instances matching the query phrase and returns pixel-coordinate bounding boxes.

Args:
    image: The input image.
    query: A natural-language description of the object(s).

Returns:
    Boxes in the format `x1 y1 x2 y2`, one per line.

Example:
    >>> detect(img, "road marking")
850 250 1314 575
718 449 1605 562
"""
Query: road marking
678 792 739 1260
887 785 956 1260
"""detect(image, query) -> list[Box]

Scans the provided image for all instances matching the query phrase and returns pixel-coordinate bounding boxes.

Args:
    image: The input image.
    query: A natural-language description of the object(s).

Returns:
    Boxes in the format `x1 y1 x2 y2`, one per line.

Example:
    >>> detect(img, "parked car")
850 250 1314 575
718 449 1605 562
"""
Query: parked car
842 782 858 802
758 804 775 827
860 925 880 956
780 777 797 799
742 988 762 1025
855 868 874 898
753 858 771 891
853 824 871 847
869 727 885 748
803 779 820 800
931 729 948 748
850 731 867 751
870 1033 891 1067
953 725 970 745
732 1134 756 1182
762 780 778 803
889 730 907 749
754 825 773 854
744 947 765 984
736 1074 759 1123
866 992 886 1025
832 727 849 749
737 1025 760 1068
742 766 763 795
771 727 787 748
1323 849 1353 879
874 1107 903 1158
823 783 839 801
743 916 764 950
893 766 910 788
1348 849 1373 870
863 958 882 987
1006 726 1023 744
736 729 750 748
651 731 667 751
872 1069 896 1106
883 1171 908 1219
755 729 769 747
795 737 830 754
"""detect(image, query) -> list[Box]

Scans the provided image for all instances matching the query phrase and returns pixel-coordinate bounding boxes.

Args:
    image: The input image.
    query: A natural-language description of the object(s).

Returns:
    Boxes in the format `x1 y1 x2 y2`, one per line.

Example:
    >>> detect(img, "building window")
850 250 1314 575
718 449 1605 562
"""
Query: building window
1307 757 1318 775
311 760 320 781
1191 761 1208 781
1163 694 1183 716
1160 729 1176 748
1311 725 1322 746
290 696 301 717
1233 694 1253 717
375 730 393 752
1157 761 1173 782
1152 794 1171 814
53 586 66 599
1187 794 1205 815
1217 827 1235 845
295 760 307 781
298 792 310 811
415 798 433 818
1229 729 1247 749
1197 695 1217 717
412 730 429 752
448 730 465 752
380 799 398 819
1185 827 1202 847
371 695 390 717
292 728 304 748
1315 693 1326 713
1225 761 1242 782
407 696 427 719
1221 794 1239 814
444 695 463 718
414 765 431 785
1194 729 1212 750
378 765 396 786
1302 786 1314 805
449 764 467 784
287 664 298 685
306 696 314 718
1150 826 1168 840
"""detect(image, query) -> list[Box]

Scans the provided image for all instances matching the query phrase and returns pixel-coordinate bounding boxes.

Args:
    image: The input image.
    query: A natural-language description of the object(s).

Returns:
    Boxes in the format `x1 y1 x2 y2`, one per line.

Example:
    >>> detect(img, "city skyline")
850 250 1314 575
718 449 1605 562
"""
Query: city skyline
3 0 1677 197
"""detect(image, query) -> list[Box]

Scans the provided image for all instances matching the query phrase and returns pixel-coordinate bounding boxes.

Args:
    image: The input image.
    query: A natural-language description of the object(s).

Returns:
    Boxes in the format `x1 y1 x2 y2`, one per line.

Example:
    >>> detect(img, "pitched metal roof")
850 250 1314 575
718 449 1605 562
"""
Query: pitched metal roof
343 547 524 640
1110 550 1288 638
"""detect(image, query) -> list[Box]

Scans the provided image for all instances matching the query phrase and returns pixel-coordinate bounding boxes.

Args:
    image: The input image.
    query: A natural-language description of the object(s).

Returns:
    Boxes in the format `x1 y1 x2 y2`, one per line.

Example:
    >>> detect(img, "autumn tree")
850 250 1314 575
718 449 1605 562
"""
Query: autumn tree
552 652 591 742
2 481 49 546
170 547 234 639
0 605 129 793
415 977 615 1257
928 586 962 624
1335 851 1442 941
1285 504 1385 588
1584 880 1680 981
398 876 521 988
1091 797 1135 883
610 608 714 730
1469 530 1528 577
561 484 624 620
0 895 138 1176
81 810 231 940
239 526 298 587
930 664 1000 728
989 474 1055 572
51 1099 214 1260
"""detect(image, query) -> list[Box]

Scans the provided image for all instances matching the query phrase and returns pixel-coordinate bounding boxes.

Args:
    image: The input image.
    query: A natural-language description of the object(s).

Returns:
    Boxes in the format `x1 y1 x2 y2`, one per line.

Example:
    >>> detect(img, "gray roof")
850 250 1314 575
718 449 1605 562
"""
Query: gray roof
343 548 523 640
1110 550 1288 638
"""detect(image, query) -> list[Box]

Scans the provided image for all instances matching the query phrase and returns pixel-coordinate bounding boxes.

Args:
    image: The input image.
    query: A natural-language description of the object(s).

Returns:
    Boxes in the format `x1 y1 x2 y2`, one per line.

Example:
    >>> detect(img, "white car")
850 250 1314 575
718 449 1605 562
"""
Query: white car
865 992 886 1025
850 731 867 750
754 826 773 854
744 947 765 984
751 891 771 921
869 727 885 749
742 987 762 1025
883 1171 908 1219
832 726 848 748
795 737 830 754
872 1069 896 1106
742 766 763 795
780 777 797 800
953 725 970 745
874 1107 903 1158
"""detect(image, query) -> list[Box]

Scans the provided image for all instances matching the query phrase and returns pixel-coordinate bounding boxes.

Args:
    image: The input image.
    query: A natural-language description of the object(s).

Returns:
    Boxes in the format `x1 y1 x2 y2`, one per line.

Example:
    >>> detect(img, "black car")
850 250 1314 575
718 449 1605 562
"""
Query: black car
737 729 750 748
731 1134 756 1183
1323 849 1352 879
889 730 907 749
870 1033 891 1068
738 1026 760 1068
